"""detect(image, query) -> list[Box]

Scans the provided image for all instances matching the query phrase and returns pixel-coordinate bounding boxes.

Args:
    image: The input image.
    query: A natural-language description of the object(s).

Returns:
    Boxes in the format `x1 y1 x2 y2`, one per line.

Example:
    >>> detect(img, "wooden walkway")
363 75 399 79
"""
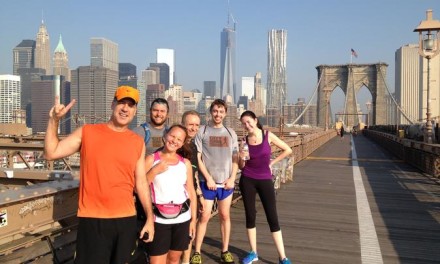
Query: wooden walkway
198 134 440 263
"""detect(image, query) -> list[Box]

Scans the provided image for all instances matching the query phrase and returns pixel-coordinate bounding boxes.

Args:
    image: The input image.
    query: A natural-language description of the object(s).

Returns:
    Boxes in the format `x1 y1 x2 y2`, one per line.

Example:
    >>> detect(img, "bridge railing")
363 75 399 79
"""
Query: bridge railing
363 129 440 178
368 124 440 144
268 129 337 193
275 130 337 163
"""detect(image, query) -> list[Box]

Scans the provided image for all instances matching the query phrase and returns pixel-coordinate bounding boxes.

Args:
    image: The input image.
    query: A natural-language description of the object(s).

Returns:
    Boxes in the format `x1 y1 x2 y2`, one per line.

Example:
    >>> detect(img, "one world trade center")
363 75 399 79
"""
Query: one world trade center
220 14 236 104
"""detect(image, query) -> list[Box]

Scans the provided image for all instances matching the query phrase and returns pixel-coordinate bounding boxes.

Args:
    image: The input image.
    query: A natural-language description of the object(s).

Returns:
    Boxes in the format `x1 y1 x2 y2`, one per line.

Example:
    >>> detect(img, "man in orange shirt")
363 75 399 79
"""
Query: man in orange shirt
44 86 154 264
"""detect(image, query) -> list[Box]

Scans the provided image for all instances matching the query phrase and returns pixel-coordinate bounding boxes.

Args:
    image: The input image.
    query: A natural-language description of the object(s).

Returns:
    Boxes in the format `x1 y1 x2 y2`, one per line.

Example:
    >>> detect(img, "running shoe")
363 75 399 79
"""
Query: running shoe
242 251 258 264
190 252 202 264
221 251 235 263
279 257 291 264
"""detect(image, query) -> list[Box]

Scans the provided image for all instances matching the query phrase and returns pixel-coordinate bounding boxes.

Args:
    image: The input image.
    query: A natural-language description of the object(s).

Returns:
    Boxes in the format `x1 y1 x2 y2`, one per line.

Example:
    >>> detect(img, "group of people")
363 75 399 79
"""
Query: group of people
44 85 292 264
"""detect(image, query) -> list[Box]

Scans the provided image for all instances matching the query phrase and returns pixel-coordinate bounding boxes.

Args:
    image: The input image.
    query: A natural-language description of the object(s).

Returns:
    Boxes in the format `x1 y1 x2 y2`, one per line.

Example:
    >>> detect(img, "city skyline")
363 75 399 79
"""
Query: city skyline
1 0 439 113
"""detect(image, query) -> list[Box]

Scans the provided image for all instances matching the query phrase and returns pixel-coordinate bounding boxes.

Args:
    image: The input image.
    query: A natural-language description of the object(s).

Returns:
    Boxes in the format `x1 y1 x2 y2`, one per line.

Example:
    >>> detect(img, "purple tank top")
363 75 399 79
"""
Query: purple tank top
241 130 272 180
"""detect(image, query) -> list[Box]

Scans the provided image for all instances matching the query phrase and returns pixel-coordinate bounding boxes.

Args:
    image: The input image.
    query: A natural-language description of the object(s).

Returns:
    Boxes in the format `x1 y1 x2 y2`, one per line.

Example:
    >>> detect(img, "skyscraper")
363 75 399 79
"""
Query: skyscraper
203 81 216 98
237 95 249 110
254 72 265 116
31 75 70 133
17 68 46 127
70 66 118 129
156 48 175 88
144 67 160 86
137 67 160 122
35 20 51 75
267 29 287 113
134 67 160 125
395 44 440 125
90 38 119 71
13 39 42 127
68 38 119 129
118 63 137 88
165 84 184 124
220 22 236 104
13 40 35 75
183 89 203 112
183 91 197 112
0 75 21 124
149 63 170 90
241 77 254 99
53 35 70 81
395 44 421 125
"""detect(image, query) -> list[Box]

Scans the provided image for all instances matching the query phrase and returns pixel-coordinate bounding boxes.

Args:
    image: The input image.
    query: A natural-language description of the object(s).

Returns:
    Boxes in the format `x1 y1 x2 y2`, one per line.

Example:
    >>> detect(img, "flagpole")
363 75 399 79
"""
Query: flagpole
350 53 353 64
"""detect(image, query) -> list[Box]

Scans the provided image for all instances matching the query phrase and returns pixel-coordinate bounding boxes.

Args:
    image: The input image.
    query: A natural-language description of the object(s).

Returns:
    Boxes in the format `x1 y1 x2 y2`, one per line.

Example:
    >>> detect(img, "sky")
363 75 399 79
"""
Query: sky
1 0 439 114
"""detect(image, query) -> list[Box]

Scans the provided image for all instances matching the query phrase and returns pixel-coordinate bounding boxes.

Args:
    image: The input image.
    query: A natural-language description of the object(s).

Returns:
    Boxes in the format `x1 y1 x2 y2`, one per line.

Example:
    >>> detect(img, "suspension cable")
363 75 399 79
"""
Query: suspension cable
287 73 324 125
377 66 416 124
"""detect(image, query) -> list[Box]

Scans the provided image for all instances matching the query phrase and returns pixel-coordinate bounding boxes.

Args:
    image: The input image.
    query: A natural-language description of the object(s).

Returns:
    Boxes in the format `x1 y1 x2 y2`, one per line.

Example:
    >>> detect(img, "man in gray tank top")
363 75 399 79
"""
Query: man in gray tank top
191 99 238 264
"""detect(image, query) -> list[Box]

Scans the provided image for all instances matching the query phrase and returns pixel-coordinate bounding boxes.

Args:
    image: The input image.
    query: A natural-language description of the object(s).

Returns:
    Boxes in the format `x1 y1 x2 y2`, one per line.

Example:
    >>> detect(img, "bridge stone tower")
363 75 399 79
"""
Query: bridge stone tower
316 63 388 128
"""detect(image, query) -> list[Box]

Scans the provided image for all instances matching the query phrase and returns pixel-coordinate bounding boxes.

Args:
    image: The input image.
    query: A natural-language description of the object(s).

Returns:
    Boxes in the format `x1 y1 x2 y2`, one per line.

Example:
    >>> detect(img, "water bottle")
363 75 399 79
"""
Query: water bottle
242 142 250 161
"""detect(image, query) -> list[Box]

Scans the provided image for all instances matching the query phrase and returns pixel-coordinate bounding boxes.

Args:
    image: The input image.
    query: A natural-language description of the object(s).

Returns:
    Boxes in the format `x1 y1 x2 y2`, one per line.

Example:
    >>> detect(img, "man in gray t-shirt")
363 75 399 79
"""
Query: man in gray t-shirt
191 99 238 264
132 98 169 156
195 125 238 184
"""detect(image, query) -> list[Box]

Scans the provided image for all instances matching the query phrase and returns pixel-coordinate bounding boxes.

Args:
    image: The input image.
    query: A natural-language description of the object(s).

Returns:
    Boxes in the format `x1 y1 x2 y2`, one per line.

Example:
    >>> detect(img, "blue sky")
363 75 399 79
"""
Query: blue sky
1 0 439 113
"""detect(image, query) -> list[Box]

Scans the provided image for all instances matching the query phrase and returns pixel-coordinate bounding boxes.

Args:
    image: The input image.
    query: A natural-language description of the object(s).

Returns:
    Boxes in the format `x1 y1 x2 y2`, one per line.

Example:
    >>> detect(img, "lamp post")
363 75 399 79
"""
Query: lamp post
414 9 440 144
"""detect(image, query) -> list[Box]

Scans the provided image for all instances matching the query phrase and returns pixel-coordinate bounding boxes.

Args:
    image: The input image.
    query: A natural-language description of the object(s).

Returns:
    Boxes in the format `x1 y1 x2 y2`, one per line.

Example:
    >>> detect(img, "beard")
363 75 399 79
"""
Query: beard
150 116 166 127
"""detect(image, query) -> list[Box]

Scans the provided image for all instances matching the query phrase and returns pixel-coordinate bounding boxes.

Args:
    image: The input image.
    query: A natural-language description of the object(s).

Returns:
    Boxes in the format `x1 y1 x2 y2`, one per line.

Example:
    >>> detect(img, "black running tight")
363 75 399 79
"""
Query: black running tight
239 176 280 232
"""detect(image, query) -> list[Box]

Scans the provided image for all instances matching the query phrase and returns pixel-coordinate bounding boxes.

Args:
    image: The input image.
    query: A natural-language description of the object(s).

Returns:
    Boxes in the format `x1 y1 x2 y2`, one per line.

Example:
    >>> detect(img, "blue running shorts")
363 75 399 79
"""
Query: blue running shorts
201 181 234 201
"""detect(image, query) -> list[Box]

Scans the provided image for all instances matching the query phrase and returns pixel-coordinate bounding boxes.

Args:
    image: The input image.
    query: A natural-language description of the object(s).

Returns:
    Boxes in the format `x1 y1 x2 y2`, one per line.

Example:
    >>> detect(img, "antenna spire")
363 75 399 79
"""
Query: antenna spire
227 0 230 26
226 0 236 30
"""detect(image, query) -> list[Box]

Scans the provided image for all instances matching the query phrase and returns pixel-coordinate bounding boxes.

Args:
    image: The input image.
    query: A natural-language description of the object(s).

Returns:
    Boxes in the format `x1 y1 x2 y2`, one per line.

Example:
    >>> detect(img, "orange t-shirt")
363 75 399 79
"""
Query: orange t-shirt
77 124 144 218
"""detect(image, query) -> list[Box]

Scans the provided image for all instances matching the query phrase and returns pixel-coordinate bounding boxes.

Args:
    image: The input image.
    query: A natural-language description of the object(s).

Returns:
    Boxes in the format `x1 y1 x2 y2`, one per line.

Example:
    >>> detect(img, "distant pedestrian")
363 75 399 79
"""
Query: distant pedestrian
340 125 345 139
238 110 292 264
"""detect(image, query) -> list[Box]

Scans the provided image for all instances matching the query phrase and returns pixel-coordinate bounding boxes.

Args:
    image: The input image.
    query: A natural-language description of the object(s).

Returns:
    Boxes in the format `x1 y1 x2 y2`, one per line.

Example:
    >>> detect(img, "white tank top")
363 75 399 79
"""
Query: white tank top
150 152 191 224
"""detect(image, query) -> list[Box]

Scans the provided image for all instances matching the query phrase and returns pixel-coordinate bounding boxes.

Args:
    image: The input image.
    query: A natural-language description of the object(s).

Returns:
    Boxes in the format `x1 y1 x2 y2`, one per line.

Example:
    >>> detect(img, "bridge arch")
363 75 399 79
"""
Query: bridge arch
316 63 388 128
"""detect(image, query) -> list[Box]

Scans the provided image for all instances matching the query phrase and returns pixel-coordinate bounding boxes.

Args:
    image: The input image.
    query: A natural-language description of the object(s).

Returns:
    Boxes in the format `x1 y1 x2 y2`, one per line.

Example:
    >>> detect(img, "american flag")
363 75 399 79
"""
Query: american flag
351 48 358 58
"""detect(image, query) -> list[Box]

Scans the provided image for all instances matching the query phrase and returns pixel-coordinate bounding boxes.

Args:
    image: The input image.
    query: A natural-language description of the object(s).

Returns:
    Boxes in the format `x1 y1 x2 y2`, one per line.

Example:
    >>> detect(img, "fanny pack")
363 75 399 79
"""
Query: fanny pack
153 199 190 219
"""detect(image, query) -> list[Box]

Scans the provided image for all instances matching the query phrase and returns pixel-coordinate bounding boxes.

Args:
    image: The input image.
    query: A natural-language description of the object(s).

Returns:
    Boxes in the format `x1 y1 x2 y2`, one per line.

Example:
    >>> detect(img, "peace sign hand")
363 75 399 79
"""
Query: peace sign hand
49 96 76 122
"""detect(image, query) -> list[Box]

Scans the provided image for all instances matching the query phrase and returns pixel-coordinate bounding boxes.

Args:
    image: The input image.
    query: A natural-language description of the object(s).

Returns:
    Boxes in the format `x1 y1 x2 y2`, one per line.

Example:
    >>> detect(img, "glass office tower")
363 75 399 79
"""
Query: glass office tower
267 29 287 112
90 38 119 71
157 48 175 88
220 26 236 104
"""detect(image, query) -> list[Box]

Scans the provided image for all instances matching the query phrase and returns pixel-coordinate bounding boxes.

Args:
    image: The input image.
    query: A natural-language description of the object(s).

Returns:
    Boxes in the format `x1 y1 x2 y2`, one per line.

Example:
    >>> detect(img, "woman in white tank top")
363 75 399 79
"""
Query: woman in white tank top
144 124 197 264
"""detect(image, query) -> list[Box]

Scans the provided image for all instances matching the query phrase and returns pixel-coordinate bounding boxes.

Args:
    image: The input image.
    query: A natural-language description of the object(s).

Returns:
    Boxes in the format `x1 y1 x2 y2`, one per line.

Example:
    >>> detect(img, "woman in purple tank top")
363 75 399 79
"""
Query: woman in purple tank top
238 110 293 264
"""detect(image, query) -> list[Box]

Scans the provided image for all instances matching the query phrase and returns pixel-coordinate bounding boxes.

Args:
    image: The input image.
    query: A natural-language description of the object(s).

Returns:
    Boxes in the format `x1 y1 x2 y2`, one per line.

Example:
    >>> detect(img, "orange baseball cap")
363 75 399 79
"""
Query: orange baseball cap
114 86 139 104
